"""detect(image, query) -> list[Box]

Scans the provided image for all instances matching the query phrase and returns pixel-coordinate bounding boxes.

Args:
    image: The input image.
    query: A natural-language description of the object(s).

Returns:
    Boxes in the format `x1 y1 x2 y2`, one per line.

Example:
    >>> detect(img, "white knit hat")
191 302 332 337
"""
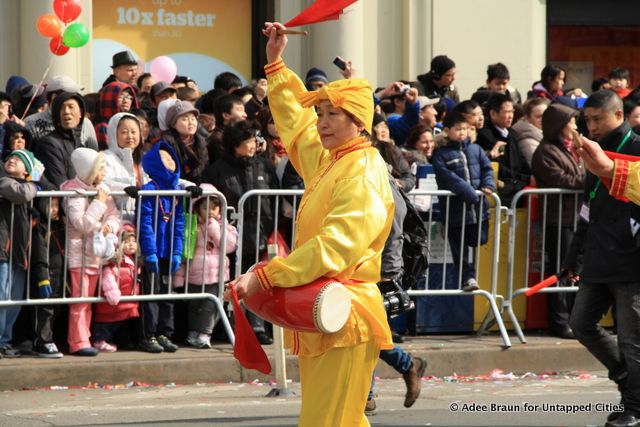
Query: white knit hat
71 147 104 184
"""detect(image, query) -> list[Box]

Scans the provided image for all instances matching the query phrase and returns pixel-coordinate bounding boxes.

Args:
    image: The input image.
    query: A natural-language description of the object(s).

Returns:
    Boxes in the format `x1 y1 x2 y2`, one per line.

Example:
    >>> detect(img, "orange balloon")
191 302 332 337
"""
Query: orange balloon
36 13 62 38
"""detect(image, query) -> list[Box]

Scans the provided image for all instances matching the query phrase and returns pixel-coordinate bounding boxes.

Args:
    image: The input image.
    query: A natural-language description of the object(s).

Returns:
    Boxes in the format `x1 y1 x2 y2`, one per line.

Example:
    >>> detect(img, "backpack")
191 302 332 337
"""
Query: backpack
399 188 430 289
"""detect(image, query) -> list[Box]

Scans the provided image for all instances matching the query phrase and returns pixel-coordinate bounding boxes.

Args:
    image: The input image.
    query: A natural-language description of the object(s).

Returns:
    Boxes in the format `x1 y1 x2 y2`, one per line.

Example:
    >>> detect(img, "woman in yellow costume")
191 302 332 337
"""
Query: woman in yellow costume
224 22 394 426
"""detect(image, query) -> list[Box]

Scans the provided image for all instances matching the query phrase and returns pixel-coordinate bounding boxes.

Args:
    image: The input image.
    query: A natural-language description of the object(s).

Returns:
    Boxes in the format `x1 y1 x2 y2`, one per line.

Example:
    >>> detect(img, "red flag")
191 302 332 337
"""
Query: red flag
285 0 357 28
231 288 272 374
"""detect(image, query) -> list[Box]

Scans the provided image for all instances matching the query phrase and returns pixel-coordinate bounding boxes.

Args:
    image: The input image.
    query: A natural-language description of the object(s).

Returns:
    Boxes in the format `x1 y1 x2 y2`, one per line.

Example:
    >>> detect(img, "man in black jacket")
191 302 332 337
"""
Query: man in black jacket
32 93 98 189
564 90 640 427
476 93 531 207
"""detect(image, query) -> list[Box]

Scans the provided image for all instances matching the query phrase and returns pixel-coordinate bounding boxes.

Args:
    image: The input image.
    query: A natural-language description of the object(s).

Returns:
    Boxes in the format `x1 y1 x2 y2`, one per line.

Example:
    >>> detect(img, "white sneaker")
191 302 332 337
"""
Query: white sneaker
197 333 212 349
186 331 211 349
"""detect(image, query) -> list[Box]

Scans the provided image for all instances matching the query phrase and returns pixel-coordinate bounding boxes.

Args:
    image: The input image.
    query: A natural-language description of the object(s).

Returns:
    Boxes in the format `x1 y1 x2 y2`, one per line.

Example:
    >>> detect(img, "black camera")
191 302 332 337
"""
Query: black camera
378 279 415 317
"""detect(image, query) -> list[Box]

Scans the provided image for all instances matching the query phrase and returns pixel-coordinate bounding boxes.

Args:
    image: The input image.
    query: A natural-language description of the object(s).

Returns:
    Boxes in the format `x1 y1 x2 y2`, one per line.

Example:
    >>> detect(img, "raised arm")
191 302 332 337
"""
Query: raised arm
263 22 327 184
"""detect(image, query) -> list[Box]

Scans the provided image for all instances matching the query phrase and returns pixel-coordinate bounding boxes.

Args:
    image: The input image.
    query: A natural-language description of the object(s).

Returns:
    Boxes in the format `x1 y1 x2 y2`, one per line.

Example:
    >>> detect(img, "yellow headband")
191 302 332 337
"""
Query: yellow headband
297 78 374 134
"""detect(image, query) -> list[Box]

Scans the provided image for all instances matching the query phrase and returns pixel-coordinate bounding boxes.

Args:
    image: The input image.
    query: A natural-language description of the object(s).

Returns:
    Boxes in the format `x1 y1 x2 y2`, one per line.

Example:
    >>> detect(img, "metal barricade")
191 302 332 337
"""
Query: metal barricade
503 188 582 344
0 189 235 345
405 189 511 348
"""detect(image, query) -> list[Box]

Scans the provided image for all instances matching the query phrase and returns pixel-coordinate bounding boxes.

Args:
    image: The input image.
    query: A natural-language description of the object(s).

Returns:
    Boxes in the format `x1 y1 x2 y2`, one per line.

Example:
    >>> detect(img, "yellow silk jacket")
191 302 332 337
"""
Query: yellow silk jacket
257 59 394 357
611 159 640 204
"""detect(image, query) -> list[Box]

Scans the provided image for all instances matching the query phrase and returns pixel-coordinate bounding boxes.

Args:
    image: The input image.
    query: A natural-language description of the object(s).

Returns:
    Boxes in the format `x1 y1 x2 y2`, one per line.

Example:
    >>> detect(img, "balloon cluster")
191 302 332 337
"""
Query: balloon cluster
36 0 89 56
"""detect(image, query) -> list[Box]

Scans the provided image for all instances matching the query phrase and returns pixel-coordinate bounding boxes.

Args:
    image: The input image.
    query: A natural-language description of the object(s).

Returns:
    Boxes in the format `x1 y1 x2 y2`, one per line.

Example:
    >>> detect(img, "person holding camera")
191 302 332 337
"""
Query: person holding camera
225 22 395 426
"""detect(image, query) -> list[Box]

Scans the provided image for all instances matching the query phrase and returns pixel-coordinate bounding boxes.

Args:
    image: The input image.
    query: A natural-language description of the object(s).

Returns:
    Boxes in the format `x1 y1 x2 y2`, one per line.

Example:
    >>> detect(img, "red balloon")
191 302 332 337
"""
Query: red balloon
49 36 70 56
53 0 83 24
36 13 62 38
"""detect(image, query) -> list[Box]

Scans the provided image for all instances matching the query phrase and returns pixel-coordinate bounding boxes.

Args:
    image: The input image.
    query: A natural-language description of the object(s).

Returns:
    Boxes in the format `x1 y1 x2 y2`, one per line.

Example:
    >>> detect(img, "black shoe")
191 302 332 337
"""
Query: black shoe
157 335 178 352
550 325 575 339
139 337 164 353
606 409 640 427
34 342 63 359
608 395 626 422
256 332 273 345
0 345 22 358
392 331 404 344
72 347 98 357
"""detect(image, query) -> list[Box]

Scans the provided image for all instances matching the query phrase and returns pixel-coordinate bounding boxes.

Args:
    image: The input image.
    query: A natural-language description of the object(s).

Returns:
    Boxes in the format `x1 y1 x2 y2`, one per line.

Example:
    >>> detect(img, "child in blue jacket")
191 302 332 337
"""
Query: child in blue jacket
431 112 495 292
137 141 184 353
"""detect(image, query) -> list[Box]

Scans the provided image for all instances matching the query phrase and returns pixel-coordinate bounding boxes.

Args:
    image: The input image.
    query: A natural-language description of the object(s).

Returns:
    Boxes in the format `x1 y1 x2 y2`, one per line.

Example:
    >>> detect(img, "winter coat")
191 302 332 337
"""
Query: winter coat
25 109 97 149
0 172 39 268
138 141 184 260
173 218 238 287
413 72 460 103
32 93 98 189
563 122 640 284
529 82 563 101
161 128 209 184
30 216 65 296
103 113 149 221
431 137 495 227
201 153 278 269
94 255 140 323
59 178 121 269
531 103 584 227
374 141 416 193
387 101 419 147
477 125 531 207
95 82 138 150
512 118 543 169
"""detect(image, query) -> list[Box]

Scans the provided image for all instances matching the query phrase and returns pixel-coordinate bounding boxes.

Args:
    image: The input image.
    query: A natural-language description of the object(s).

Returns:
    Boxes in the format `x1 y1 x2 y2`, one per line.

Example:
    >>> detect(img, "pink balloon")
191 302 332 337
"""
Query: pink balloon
150 56 177 84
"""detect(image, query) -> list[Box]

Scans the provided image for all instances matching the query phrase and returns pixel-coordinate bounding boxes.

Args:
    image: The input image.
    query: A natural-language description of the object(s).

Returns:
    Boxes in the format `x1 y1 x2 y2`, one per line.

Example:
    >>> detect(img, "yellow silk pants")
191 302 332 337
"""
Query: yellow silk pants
298 341 379 427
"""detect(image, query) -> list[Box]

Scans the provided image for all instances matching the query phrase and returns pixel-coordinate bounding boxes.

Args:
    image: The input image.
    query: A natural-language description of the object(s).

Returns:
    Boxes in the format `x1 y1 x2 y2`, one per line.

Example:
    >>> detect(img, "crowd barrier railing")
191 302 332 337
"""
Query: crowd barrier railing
503 188 582 344
403 189 511 348
0 189 235 345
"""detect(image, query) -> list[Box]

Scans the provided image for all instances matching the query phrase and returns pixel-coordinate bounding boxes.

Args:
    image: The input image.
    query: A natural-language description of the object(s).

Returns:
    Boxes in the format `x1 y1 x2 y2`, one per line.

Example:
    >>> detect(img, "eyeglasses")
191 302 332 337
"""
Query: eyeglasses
119 94 134 102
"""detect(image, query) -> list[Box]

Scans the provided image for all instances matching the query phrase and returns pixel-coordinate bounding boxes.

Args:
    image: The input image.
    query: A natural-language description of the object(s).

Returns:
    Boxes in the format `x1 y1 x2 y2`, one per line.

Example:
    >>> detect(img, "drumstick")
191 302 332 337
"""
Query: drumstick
276 29 309 36
525 271 567 297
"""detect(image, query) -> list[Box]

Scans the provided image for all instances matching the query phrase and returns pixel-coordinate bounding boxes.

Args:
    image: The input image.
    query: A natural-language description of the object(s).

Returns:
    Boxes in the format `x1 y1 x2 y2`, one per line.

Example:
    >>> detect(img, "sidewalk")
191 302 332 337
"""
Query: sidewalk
0 331 602 391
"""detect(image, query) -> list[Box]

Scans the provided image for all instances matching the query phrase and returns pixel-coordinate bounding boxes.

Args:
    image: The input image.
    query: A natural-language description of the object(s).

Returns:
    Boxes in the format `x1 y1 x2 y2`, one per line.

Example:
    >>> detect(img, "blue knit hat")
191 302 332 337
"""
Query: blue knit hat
5 75 29 96
305 67 328 85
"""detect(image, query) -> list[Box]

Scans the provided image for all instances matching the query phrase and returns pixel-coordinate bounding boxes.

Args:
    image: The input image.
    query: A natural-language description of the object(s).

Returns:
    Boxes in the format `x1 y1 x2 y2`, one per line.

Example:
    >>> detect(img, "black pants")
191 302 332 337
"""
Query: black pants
140 259 174 339
570 281 640 411
544 226 576 331
92 320 126 343
447 221 488 284
33 273 64 346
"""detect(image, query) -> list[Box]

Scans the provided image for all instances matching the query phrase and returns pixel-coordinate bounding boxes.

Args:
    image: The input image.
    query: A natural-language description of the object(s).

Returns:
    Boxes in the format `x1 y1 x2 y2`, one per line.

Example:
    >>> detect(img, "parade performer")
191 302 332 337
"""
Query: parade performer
224 22 394 427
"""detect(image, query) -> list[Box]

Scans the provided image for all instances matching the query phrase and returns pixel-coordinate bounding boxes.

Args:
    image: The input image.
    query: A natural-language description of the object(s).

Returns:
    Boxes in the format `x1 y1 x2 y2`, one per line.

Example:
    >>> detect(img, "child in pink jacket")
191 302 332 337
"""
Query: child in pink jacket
60 148 120 356
173 183 237 349
92 223 140 352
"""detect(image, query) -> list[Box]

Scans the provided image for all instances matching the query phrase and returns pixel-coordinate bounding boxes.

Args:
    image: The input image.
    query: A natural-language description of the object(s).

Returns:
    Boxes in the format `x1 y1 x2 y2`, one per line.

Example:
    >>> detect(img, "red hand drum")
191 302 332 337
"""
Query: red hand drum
244 264 352 334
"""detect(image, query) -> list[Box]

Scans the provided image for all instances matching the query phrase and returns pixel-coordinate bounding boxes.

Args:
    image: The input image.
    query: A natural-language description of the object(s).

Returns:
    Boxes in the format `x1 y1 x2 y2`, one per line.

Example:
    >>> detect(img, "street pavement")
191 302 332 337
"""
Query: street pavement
0 371 620 426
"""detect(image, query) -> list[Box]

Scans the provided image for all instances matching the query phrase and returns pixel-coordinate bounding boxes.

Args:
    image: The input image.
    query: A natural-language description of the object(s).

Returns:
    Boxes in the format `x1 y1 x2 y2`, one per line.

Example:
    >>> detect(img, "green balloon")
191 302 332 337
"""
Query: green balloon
62 22 89 48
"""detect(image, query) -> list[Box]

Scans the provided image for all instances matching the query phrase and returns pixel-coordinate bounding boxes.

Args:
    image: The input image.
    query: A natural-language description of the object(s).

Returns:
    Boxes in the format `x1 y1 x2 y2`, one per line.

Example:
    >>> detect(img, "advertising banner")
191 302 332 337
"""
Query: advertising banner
93 0 252 91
